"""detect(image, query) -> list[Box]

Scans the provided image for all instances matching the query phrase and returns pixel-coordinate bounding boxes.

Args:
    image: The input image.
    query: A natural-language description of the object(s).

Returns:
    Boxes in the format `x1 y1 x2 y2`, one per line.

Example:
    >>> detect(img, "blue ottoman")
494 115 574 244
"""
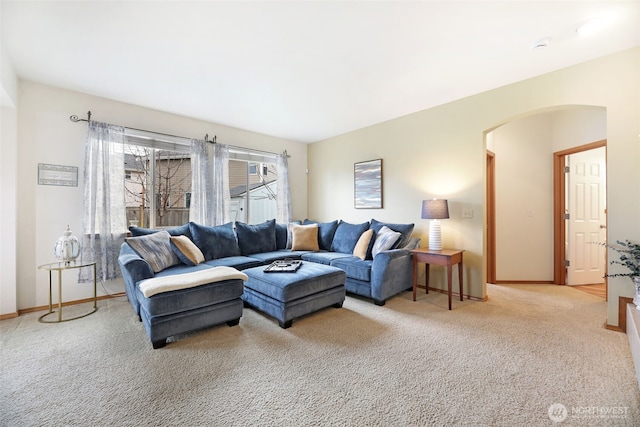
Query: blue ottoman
242 262 346 328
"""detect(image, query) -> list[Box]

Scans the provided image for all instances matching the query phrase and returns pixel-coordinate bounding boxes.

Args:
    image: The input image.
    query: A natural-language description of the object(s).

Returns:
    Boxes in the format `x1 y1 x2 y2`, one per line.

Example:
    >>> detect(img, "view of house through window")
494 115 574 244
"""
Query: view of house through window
229 159 277 224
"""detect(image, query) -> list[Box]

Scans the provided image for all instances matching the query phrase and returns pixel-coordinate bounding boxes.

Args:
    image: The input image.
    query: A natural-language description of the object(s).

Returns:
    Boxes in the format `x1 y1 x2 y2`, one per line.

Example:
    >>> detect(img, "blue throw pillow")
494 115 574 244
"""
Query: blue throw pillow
331 221 370 254
370 219 414 249
303 219 339 251
129 223 192 240
189 222 240 261
275 223 288 250
236 219 277 255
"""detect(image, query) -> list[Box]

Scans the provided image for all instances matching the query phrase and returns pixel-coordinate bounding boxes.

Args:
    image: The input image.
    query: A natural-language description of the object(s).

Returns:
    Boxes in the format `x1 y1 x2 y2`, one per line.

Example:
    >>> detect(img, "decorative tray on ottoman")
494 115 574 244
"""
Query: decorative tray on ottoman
264 259 302 273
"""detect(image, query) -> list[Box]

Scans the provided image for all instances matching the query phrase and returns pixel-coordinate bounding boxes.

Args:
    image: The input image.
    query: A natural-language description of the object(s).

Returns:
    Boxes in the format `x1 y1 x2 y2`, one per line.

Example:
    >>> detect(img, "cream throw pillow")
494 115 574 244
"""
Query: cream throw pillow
291 224 320 251
353 229 374 260
170 235 205 266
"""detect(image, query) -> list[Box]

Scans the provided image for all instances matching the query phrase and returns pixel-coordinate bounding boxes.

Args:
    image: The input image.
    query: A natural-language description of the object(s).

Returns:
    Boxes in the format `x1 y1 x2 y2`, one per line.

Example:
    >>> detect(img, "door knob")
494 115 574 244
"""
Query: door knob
600 224 607 229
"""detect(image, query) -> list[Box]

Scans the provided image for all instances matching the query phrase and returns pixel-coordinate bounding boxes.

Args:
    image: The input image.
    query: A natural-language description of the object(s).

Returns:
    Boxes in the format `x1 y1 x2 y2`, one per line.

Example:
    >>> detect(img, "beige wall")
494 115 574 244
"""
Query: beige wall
10 81 308 312
308 47 640 326
491 113 555 281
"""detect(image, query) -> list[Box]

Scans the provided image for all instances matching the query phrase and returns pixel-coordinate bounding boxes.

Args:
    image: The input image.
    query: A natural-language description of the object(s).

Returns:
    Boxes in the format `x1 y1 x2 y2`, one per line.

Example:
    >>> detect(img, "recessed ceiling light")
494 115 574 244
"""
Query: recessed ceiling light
577 17 607 36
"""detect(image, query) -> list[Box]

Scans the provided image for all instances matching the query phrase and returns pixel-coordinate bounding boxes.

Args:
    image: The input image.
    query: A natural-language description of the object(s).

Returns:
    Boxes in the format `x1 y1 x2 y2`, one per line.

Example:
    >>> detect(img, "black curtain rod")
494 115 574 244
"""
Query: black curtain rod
69 111 288 157
70 111 216 143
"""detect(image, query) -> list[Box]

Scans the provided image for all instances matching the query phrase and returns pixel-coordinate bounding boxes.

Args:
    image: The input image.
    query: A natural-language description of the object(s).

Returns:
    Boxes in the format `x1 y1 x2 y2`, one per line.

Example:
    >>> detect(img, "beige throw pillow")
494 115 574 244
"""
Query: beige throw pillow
353 229 374 260
291 224 320 251
170 235 205 266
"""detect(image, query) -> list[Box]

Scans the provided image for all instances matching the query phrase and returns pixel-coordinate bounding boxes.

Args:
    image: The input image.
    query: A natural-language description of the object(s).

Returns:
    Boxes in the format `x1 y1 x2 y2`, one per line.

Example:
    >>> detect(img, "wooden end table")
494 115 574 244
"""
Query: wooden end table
411 248 464 310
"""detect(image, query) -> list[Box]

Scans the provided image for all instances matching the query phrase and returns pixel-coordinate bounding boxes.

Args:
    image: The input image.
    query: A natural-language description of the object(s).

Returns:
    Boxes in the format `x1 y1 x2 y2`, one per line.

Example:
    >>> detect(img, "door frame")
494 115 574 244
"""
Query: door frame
553 139 607 286
486 150 496 283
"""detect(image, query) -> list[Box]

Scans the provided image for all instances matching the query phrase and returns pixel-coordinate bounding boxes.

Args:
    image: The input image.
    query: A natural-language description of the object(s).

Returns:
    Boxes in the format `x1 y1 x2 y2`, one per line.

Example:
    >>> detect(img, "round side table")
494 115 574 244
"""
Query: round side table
37 261 97 323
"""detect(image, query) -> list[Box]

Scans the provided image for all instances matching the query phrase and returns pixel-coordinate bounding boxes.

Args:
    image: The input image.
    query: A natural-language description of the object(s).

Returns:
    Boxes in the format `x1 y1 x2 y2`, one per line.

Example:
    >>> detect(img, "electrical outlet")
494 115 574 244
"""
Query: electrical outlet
462 208 473 218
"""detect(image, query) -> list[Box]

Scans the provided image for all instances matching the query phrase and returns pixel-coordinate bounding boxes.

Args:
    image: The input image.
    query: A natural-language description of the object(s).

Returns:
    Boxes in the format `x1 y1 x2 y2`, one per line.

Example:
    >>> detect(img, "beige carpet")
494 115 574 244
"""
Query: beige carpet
1 284 639 426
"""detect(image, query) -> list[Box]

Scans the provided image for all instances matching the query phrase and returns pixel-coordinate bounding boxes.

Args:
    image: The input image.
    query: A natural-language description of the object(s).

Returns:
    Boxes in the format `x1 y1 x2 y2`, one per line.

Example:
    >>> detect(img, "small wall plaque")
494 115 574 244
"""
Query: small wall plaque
38 163 78 187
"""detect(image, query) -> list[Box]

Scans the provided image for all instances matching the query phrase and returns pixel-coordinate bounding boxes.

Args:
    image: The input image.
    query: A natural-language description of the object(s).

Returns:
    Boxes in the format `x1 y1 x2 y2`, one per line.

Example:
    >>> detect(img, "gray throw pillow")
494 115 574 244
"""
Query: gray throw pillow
126 230 180 273
371 226 402 258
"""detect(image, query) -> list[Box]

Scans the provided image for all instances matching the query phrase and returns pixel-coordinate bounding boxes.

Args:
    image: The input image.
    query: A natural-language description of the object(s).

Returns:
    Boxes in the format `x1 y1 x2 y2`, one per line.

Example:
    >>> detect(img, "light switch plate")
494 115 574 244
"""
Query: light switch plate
462 208 473 218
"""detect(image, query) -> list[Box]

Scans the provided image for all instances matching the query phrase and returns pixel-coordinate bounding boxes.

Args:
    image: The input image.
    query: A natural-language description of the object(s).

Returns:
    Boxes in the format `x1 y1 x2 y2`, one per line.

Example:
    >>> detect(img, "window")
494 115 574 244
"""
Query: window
228 151 278 224
123 130 192 229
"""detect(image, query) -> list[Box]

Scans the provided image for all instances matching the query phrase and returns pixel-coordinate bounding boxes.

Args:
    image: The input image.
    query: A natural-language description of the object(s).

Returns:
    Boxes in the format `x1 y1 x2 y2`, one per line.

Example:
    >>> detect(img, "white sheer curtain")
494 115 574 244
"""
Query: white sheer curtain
189 139 213 225
80 121 126 282
276 151 292 224
212 143 231 225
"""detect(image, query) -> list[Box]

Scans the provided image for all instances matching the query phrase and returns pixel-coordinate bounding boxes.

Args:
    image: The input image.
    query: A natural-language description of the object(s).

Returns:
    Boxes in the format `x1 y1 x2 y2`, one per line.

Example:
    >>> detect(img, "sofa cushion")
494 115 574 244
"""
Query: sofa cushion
370 219 414 249
129 223 192 240
203 256 263 270
235 219 277 255
189 222 240 261
170 235 205 266
125 230 180 273
291 224 320 251
303 219 339 250
331 221 370 254
153 263 212 278
372 226 402 258
353 229 374 260
301 251 354 265
248 250 304 264
330 257 372 282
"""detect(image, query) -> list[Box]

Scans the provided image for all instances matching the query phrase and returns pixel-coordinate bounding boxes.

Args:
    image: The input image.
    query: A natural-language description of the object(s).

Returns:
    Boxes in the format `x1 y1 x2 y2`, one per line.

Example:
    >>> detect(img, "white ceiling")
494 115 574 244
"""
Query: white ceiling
2 1 639 143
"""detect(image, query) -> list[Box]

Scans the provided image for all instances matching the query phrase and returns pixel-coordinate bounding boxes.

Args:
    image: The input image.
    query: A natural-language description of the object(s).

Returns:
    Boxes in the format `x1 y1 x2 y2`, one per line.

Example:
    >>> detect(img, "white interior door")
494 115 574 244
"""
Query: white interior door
567 147 606 285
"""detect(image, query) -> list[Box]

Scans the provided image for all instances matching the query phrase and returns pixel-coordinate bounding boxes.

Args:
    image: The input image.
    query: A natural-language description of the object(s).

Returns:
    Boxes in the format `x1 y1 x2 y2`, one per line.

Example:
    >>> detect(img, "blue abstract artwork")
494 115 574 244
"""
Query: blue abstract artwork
354 159 382 209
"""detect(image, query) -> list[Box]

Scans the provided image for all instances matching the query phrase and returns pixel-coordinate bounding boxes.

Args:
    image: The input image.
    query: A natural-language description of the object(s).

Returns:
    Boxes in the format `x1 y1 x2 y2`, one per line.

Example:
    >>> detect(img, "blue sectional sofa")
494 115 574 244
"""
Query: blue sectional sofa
118 218 417 347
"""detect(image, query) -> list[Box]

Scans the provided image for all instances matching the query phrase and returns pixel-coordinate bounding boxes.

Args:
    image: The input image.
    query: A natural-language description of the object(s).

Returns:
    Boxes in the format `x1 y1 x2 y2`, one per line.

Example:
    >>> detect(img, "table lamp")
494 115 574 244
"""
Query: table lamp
421 199 449 251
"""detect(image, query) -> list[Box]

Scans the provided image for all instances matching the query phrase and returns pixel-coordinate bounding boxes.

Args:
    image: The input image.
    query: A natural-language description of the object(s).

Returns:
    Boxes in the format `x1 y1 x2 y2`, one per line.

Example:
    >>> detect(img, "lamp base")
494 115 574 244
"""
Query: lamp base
428 220 442 251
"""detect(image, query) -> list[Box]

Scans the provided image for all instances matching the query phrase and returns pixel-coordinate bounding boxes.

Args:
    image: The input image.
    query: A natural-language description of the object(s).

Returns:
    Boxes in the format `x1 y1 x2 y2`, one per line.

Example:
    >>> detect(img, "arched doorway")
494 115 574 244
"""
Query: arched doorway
485 106 606 285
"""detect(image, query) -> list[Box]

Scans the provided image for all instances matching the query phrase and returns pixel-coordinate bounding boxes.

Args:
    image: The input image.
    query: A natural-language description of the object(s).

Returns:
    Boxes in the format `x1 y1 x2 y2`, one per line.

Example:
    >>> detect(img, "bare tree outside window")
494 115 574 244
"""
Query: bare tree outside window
124 145 192 228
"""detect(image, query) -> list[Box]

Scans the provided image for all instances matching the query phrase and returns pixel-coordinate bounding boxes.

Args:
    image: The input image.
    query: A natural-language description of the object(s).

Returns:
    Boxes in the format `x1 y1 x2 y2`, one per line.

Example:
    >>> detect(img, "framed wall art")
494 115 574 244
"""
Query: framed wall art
38 163 78 187
354 159 382 209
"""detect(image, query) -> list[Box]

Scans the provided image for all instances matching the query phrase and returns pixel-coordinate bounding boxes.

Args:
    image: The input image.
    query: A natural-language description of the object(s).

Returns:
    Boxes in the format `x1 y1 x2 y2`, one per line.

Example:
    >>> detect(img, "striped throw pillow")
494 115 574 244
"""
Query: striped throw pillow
126 230 180 273
371 226 402 258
